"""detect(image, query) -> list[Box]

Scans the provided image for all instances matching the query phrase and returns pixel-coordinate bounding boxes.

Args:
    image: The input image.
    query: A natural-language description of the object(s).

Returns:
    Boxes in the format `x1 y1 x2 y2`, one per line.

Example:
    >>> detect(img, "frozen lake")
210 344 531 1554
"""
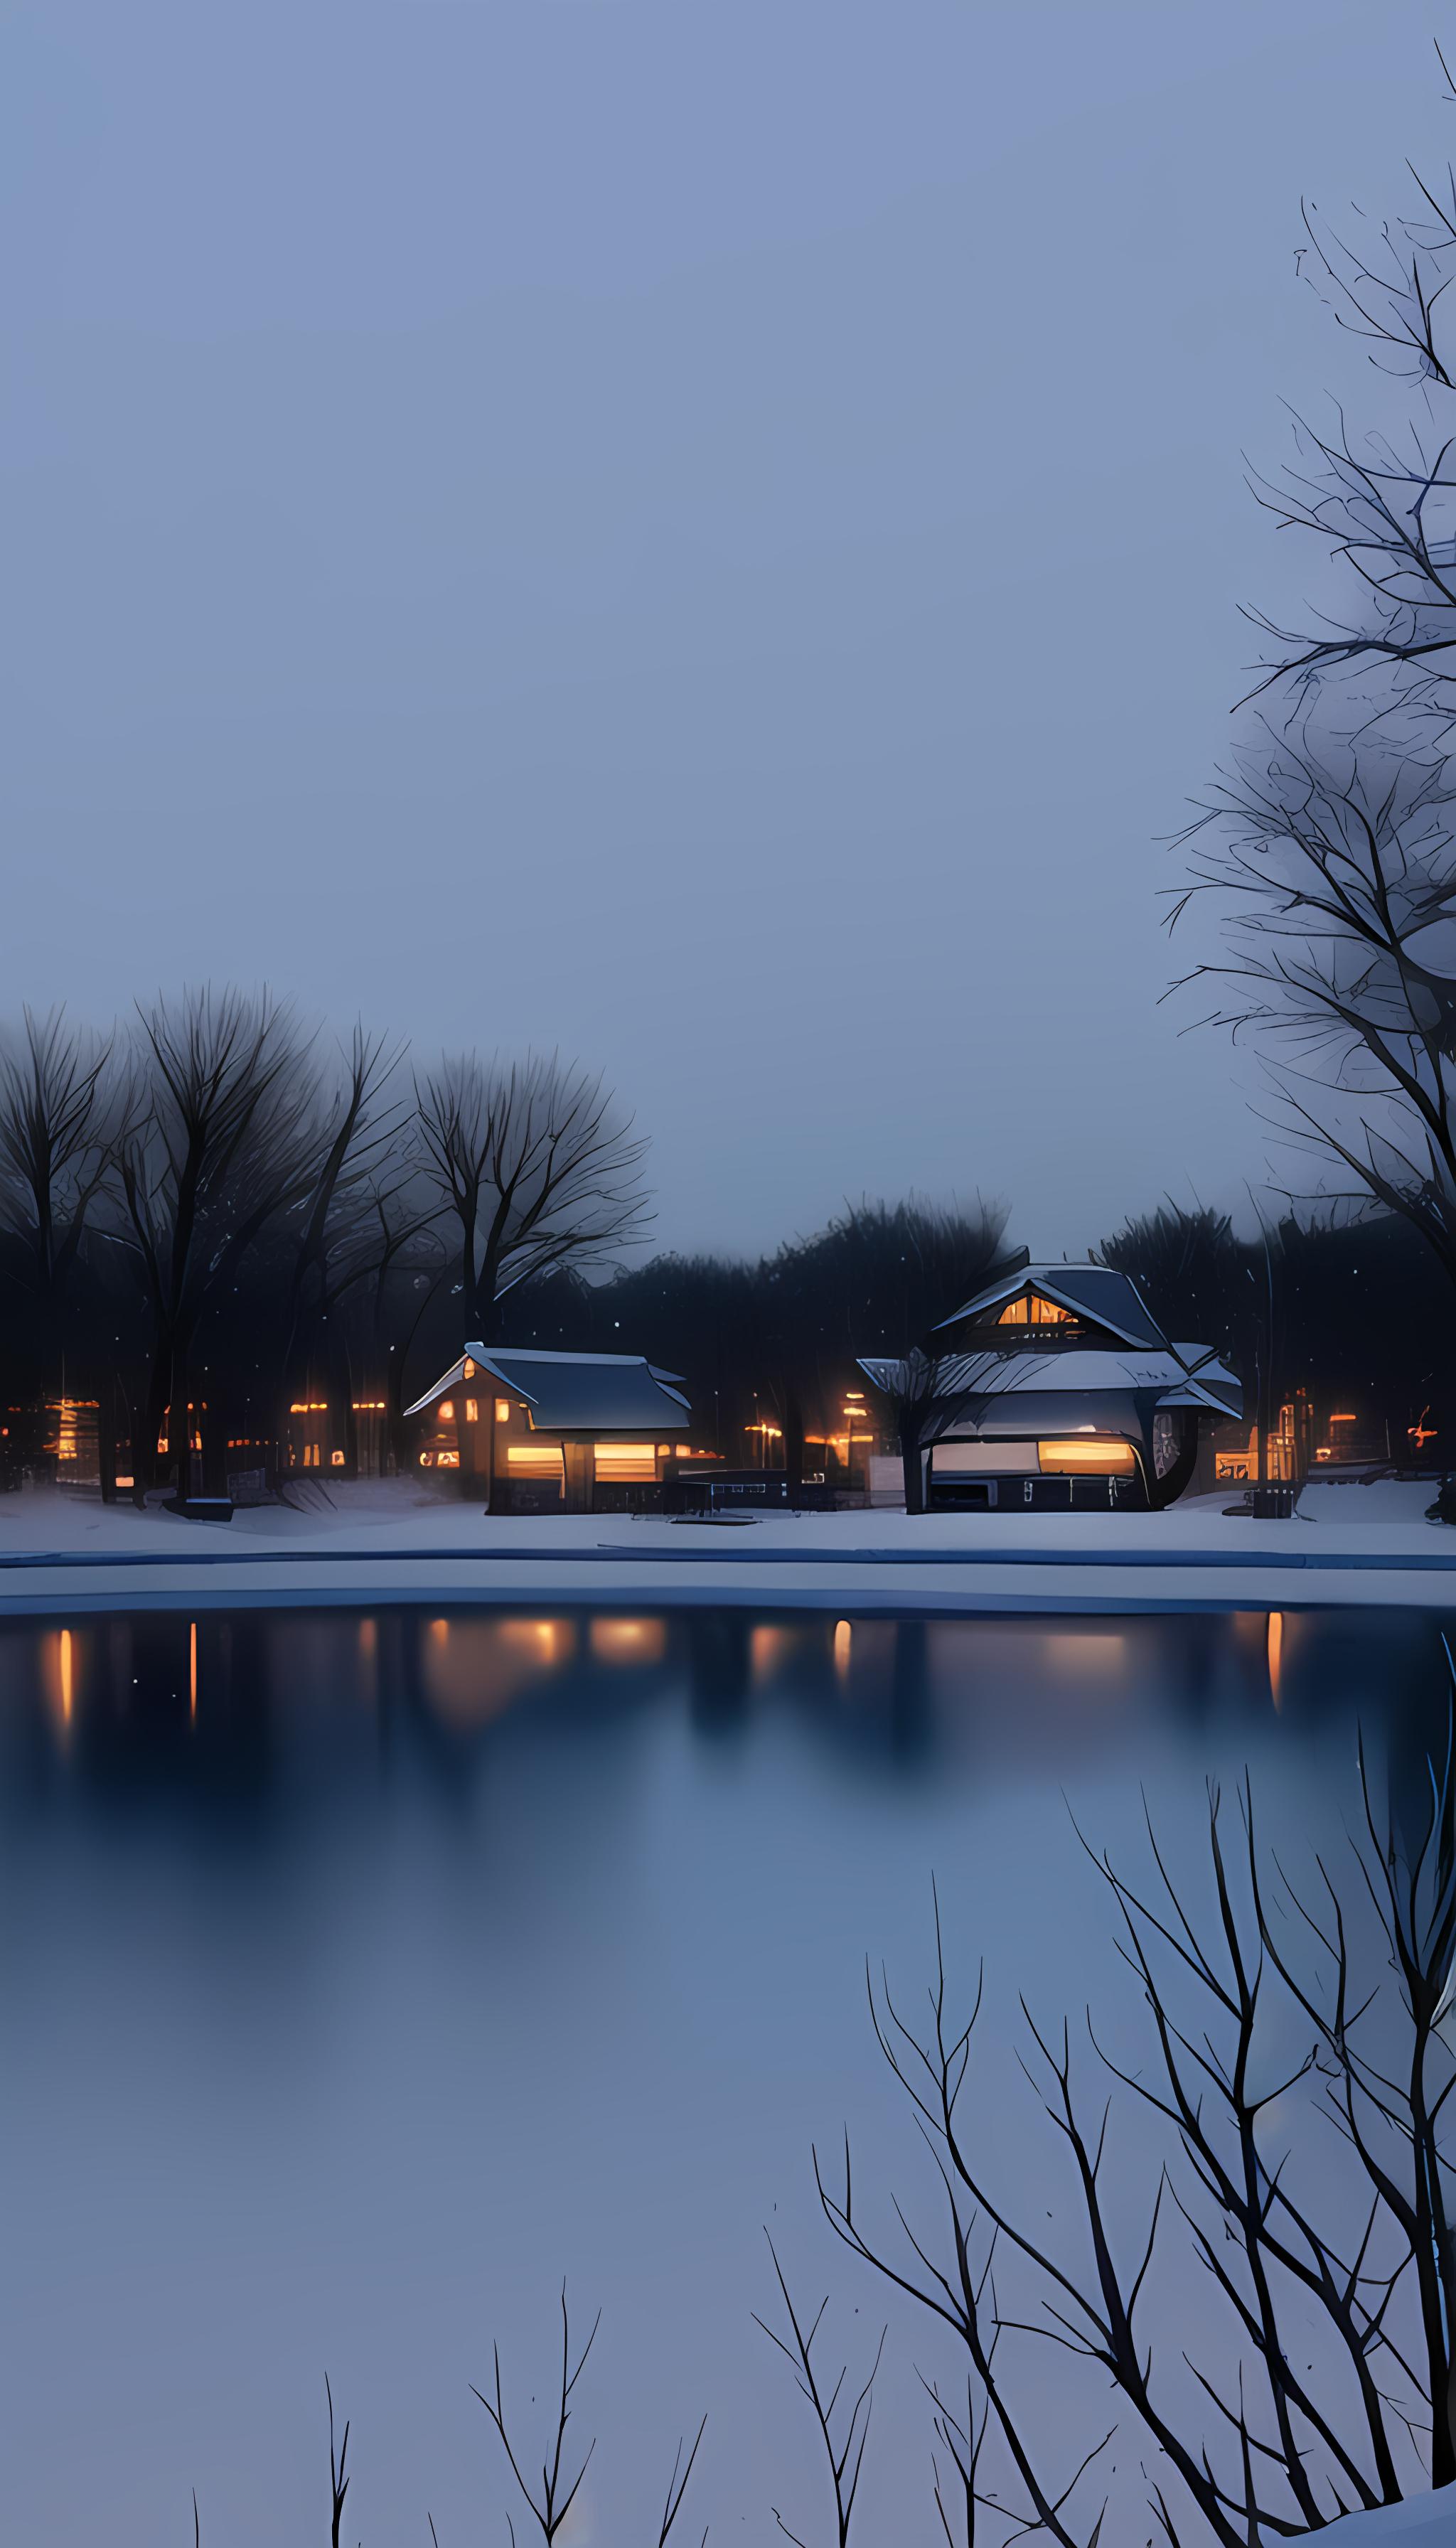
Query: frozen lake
0 1602 1447 2544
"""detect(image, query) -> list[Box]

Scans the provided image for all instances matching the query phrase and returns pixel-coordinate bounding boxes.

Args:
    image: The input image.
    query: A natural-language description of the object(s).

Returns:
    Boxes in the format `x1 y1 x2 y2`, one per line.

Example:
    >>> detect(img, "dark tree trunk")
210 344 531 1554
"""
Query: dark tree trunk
135 1346 172 1502
783 1388 805 1504
199 1401 228 1497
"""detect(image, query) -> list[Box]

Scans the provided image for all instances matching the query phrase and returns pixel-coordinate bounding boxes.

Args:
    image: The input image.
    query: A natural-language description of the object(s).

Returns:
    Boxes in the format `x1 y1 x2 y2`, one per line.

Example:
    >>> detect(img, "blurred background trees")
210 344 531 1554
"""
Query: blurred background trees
0 987 1450 1497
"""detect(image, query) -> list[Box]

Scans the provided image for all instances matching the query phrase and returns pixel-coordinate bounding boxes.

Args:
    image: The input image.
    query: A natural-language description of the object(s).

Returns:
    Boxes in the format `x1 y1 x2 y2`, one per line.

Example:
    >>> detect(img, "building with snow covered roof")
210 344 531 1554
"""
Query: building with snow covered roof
859 1264 1242 1513
405 1344 694 1511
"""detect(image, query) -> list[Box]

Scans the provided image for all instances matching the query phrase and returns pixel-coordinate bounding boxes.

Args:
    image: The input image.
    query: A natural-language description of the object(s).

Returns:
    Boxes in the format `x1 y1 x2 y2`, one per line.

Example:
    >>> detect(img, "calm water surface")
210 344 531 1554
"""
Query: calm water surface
0 1603 1448 2544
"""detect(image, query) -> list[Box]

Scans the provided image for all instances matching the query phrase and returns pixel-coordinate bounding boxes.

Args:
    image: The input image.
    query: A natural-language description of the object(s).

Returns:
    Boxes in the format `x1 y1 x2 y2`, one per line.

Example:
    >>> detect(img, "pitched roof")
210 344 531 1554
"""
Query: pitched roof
405 1346 690 1432
932 1263 1167 1351
858 1344 1242 1420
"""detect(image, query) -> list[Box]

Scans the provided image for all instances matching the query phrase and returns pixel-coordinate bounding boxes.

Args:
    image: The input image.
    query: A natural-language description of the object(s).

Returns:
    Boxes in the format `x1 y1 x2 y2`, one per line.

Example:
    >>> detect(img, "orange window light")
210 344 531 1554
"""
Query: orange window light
1037 1438 1137 1475
998 1294 1075 1326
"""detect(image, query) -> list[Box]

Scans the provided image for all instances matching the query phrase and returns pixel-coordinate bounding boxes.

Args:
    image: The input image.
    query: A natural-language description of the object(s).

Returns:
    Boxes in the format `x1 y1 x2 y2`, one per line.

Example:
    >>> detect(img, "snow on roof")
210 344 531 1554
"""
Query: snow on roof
405 1346 690 1431
933 1263 1167 1351
857 1345 1243 1420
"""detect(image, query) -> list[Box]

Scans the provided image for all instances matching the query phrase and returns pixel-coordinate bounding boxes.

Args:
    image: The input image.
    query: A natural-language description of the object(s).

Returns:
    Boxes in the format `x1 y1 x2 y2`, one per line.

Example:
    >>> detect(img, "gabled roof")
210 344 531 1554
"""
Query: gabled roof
405 1345 690 1432
933 1263 1167 1351
858 1343 1243 1420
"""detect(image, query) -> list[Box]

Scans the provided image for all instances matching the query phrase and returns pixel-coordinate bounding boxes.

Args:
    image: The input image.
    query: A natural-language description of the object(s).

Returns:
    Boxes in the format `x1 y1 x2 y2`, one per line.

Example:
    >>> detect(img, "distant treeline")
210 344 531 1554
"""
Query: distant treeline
518 1199 1455 1467
0 992 1447 1497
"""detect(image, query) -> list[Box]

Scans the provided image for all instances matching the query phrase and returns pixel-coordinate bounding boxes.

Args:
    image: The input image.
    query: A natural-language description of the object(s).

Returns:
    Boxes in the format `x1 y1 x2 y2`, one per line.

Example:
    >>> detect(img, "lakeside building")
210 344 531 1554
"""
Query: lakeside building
860 1265 1243 1512
404 1345 697 1511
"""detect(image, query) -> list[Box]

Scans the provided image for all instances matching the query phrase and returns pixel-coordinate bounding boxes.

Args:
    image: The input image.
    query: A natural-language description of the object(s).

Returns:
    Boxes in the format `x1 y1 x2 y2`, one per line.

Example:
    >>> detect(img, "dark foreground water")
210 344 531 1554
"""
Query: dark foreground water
0 1603 1449 2545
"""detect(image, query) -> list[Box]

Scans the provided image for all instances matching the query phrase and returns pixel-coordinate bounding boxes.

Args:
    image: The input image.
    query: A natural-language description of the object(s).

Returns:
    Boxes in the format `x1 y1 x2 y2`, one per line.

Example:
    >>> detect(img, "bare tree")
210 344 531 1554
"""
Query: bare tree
857 1344 957 1516
471 2286 705 2547
415 1051 651 1343
106 987 322 1494
0 1005 115 1330
284 1026 412 1347
755 2234 884 2547
1239 44 1456 719
1180 46 1456 1263
815 1709 1456 2544
325 2376 350 2548
1173 724 1456 1276
277 1025 434 1473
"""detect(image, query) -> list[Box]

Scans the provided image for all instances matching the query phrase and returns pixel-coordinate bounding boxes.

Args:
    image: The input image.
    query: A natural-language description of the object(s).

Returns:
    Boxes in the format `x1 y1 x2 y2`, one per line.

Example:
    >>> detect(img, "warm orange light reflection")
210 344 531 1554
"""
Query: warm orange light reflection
750 1624 786 1682
189 1620 198 1722
1044 1629 1130 1681
59 1627 73 1727
429 1617 449 1646
1267 1610 1284 1709
589 1617 666 1664
833 1619 852 1679
359 1618 378 1659
496 1617 572 1665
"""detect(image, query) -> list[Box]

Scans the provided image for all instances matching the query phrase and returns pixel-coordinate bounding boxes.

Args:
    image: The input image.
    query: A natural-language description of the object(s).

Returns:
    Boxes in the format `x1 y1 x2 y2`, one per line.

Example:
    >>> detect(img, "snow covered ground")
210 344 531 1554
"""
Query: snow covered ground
0 1477 1451 1615
1271 2493 1454 2541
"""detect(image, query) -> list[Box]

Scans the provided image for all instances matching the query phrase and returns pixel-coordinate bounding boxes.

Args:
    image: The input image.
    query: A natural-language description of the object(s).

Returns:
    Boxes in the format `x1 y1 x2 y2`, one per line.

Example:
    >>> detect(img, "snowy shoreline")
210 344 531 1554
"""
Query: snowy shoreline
0 1481 1452 1618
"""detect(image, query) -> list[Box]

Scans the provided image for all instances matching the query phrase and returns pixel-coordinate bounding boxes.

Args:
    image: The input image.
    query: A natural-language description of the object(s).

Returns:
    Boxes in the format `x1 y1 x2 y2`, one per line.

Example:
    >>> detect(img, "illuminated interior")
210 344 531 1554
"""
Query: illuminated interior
996 1293 1076 1326
932 1437 1137 1477
1037 1438 1137 1474
593 1443 658 1483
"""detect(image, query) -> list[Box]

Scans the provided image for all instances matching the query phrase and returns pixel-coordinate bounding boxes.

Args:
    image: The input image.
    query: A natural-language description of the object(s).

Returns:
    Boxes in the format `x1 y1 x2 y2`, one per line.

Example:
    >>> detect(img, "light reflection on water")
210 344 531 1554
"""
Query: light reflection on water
0 1602 1447 2545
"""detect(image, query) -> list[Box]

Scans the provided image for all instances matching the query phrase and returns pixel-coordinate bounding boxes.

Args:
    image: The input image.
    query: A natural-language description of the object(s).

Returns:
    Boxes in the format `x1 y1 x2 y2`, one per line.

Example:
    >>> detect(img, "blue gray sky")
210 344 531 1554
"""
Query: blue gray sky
4 4 1449 1258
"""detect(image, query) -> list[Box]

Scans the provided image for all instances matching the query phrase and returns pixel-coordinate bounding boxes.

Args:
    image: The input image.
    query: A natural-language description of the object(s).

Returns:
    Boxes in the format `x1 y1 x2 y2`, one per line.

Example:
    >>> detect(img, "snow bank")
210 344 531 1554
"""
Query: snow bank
1270 2490 1454 2541
0 1480 1451 1618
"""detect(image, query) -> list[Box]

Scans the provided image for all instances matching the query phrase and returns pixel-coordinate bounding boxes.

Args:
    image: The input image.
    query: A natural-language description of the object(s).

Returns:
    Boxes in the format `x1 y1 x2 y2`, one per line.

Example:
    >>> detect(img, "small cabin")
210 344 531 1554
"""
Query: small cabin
860 1265 1241 1513
405 1346 695 1512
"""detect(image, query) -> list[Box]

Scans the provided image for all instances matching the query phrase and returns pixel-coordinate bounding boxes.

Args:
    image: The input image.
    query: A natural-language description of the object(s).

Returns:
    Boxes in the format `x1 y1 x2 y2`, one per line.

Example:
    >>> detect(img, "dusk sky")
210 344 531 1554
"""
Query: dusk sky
5 4 1449 1260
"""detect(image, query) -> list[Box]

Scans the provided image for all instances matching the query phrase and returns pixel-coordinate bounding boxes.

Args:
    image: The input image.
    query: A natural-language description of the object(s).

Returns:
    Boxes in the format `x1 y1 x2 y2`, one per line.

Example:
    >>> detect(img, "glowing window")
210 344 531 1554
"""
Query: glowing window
1037 1438 1136 1475
465 1398 478 1425
495 1398 510 1423
439 1400 455 1422
507 1445 565 1476
331 1450 346 1467
594 1443 657 1482
997 1294 1076 1326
